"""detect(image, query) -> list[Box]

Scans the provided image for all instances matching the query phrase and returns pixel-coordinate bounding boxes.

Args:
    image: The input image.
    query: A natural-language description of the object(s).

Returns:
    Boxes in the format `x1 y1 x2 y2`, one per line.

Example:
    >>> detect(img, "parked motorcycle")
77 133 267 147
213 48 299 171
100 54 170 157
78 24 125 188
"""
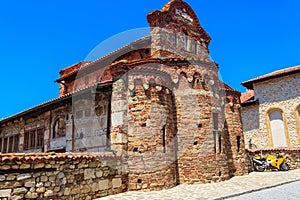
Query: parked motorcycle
252 153 289 172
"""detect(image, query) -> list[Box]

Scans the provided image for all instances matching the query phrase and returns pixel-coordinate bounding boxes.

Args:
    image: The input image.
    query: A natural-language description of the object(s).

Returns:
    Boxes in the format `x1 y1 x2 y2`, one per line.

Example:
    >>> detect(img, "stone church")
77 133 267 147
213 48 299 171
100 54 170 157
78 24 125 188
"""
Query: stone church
0 0 249 190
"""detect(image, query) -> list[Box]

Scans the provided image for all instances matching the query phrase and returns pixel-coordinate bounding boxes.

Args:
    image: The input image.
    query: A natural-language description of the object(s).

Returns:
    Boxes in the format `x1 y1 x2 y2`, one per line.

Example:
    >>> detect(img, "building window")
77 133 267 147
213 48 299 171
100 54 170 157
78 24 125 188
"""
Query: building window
237 136 241 153
172 32 177 47
162 125 166 153
183 32 188 51
14 135 19 152
25 128 45 150
30 130 36 149
0 138 2 152
8 136 14 153
53 118 66 138
3 137 8 153
194 42 198 54
213 113 218 130
37 128 44 148
268 109 287 148
213 113 221 153
295 106 300 145
24 131 30 150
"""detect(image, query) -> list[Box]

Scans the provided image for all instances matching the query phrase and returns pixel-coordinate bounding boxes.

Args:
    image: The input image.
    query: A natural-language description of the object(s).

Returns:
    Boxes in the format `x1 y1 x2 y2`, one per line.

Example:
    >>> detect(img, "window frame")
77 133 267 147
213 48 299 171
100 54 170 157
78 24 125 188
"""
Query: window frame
24 127 45 150
265 107 290 148
53 117 66 138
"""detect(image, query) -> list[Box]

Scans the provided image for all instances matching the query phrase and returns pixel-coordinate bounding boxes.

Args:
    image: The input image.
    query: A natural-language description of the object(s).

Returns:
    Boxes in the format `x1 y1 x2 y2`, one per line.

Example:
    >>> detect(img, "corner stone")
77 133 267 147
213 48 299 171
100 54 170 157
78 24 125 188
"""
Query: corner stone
112 178 122 188
99 179 109 190
0 189 12 197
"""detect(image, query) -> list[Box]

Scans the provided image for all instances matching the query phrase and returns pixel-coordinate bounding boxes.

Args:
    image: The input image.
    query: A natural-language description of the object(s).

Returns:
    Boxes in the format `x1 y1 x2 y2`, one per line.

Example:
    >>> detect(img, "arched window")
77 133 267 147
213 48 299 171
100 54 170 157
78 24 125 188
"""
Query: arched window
53 118 66 138
267 109 287 148
295 106 300 144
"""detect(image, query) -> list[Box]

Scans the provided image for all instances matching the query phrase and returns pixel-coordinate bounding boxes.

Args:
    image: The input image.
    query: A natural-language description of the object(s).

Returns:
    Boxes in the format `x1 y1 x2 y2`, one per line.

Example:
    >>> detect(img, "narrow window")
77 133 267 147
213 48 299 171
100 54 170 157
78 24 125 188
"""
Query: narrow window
162 125 166 153
37 128 44 148
213 131 217 153
173 32 177 47
13 135 19 152
213 113 221 153
8 136 13 153
183 33 188 51
0 138 2 152
30 130 36 149
237 136 241 153
24 131 30 150
218 132 222 153
194 42 198 54
3 137 8 153
213 113 218 130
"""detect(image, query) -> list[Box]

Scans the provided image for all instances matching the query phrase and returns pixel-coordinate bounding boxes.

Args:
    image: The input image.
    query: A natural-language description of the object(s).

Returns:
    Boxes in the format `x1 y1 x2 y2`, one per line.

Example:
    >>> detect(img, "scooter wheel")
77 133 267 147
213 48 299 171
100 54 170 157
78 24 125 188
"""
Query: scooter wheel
253 162 265 172
280 163 289 171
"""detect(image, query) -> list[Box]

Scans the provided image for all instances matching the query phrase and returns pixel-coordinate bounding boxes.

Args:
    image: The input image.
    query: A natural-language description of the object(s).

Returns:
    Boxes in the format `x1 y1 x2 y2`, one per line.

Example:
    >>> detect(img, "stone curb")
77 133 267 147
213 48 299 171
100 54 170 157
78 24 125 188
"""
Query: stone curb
214 179 300 200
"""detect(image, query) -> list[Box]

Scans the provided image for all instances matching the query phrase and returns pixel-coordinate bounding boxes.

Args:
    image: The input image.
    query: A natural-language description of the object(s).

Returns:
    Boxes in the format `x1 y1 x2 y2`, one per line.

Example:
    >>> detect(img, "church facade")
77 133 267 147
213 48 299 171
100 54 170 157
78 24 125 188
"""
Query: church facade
0 0 249 190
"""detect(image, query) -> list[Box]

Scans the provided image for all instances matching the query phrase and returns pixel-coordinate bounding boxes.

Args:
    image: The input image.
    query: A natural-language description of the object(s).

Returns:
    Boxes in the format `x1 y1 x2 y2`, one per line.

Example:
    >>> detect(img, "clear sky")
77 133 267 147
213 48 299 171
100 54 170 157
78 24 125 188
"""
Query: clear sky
0 0 299 119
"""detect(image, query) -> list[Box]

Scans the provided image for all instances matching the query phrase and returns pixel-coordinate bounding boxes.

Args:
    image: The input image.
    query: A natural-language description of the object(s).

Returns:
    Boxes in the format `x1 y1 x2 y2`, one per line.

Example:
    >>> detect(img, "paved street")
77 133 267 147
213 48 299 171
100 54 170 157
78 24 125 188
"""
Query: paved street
97 169 300 200
229 181 300 200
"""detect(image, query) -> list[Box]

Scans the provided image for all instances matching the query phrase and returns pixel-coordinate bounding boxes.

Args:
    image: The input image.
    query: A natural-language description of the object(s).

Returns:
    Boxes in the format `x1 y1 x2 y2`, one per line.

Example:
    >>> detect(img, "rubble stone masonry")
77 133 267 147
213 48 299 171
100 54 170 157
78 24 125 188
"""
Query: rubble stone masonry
241 73 300 149
0 153 125 200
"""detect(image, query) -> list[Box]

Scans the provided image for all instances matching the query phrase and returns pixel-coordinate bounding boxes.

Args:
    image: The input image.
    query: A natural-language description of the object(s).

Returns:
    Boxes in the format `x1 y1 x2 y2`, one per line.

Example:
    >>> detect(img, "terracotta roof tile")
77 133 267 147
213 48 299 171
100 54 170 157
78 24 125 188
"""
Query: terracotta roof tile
55 36 151 83
242 65 300 89
0 81 113 124
241 90 254 103
161 0 178 12
0 152 119 163
247 147 300 152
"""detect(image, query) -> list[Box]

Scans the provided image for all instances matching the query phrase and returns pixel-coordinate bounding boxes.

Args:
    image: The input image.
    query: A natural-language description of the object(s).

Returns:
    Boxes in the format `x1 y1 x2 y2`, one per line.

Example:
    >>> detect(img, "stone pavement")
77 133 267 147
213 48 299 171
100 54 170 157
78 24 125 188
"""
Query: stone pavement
96 169 300 200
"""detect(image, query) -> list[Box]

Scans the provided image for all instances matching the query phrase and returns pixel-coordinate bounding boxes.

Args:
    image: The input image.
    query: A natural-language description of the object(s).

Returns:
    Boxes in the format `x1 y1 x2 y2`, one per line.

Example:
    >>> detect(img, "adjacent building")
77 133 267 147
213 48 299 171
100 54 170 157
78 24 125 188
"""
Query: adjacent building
241 65 300 149
0 0 249 190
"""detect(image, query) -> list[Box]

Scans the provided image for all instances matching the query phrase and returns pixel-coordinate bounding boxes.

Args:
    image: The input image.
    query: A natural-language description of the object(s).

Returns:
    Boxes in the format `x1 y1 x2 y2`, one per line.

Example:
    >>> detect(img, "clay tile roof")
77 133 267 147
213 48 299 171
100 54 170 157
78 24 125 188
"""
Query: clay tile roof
55 36 150 83
161 0 178 12
242 65 300 89
240 90 254 103
247 147 300 152
0 152 119 163
0 81 113 124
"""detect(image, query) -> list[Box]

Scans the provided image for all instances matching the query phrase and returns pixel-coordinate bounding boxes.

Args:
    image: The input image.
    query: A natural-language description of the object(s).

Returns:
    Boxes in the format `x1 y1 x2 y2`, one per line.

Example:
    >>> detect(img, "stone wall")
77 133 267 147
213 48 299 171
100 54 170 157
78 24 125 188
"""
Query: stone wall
247 148 300 170
242 73 300 149
0 153 125 200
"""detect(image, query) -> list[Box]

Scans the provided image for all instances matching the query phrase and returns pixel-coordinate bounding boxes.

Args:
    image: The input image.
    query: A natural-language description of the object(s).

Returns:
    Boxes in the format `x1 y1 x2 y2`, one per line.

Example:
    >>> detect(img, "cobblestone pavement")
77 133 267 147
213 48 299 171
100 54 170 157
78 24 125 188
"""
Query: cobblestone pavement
96 169 300 200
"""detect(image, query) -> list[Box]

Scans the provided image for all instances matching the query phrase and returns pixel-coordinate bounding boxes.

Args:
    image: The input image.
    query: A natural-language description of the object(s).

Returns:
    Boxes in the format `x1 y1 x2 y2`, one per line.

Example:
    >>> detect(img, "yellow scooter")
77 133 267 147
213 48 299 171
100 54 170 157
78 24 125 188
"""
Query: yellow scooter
252 153 289 172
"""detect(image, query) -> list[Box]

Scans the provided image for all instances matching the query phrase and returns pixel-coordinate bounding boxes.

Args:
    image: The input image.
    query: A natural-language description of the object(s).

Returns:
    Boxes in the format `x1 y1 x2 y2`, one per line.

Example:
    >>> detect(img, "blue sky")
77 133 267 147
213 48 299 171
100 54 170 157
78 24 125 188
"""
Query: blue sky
0 0 299 119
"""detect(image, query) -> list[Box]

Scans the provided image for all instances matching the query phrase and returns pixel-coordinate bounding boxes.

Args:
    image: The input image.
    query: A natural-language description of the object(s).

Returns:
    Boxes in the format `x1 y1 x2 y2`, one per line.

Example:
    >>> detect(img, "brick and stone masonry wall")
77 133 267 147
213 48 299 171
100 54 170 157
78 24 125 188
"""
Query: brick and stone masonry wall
247 148 300 171
0 153 125 200
241 73 300 149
